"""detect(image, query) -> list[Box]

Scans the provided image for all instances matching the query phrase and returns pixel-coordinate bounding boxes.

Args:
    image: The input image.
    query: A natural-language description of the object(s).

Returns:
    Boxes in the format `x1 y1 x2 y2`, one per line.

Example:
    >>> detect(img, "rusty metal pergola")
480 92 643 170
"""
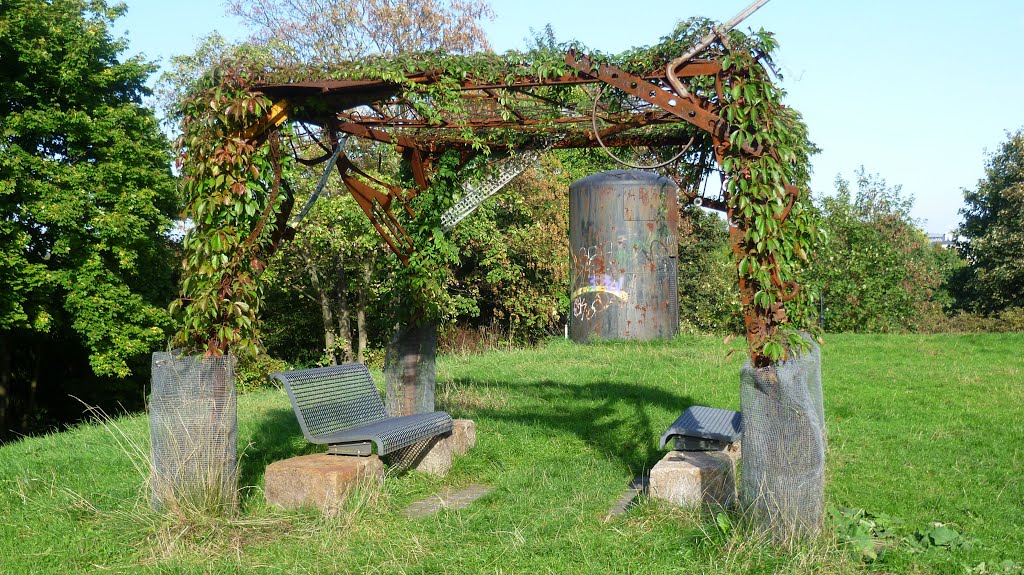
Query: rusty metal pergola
244 0 797 353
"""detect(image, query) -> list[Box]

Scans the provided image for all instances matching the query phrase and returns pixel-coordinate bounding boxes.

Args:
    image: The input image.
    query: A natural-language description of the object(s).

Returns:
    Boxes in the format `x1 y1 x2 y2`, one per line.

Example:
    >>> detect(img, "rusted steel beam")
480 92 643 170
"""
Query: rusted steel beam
335 111 672 130
454 60 721 90
334 121 436 152
566 51 727 139
483 88 526 121
565 51 762 158
401 129 697 152
336 157 416 264
677 190 728 212
553 110 681 148
405 147 431 192
255 61 722 110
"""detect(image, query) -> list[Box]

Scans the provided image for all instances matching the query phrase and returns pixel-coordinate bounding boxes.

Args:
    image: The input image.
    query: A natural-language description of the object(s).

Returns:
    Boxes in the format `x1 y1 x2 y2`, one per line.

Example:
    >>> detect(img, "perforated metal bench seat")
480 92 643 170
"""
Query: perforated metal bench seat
659 405 742 451
270 363 453 456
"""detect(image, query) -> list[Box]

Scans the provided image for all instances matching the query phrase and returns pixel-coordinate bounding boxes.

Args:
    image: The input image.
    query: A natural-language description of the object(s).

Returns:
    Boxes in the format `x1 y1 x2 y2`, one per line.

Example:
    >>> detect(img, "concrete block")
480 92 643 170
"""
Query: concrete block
407 433 454 476
264 454 383 511
398 419 476 476
649 450 736 508
449 419 476 456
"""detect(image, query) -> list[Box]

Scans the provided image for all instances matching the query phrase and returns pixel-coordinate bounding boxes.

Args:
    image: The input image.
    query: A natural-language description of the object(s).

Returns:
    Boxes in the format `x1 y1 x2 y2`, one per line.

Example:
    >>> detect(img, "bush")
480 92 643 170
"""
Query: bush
810 170 962 333
911 307 1024 334
234 354 288 394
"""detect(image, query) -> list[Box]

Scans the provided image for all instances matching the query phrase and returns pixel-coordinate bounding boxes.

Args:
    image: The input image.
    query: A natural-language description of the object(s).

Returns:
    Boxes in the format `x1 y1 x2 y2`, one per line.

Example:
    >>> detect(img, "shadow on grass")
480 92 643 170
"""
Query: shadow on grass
240 375 694 486
237 406 316 491
443 377 693 474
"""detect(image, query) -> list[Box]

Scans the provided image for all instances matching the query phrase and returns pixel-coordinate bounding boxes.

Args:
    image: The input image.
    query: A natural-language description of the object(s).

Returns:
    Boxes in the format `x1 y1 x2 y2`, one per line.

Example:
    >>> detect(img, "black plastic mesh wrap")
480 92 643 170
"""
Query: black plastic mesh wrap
149 352 237 511
740 336 825 540
384 321 438 417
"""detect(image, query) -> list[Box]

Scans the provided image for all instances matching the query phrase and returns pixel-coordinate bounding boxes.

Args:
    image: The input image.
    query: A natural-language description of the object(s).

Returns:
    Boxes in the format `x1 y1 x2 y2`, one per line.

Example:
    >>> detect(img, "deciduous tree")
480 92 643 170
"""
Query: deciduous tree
0 0 176 437
227 0 493 64
810 169 957 332
956 129 1024 313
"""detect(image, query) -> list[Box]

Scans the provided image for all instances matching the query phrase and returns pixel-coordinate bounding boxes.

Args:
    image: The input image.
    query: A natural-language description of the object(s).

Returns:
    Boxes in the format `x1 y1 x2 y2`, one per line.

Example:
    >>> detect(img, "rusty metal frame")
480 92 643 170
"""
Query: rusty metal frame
253 34 807 363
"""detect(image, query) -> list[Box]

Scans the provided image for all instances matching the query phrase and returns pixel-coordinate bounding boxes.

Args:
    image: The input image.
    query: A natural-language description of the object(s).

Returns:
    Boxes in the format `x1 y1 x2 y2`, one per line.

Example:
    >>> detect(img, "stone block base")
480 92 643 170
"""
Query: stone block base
449 419 476 456
649 450 736 508
724 441 741 463
265 453 383 511
398 419 476 476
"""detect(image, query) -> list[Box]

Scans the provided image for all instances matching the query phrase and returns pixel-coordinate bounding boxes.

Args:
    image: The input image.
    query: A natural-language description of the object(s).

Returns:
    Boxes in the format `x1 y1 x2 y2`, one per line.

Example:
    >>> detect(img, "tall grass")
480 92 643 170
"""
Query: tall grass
0 333 1020 573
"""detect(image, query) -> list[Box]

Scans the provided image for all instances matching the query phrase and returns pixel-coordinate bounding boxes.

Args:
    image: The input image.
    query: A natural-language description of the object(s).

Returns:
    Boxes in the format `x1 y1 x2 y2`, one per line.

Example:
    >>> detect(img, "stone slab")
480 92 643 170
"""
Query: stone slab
649 450 736 508
400 419 476 476
265 453 383 511
404 484 494 519
604 476 649 519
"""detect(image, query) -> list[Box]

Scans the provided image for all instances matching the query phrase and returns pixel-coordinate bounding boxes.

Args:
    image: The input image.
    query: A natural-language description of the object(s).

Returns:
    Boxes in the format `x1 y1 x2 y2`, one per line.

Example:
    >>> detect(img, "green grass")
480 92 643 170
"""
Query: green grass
1 334 1022 574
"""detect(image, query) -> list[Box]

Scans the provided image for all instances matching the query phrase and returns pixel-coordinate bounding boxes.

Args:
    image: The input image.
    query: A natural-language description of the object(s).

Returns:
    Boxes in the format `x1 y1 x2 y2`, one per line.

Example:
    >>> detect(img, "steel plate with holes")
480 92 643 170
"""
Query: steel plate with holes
659 406 742 450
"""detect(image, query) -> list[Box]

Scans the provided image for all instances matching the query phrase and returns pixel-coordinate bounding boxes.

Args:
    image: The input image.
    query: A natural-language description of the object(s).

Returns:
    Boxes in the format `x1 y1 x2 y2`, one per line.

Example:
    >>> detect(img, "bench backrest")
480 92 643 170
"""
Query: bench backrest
270 363 387 441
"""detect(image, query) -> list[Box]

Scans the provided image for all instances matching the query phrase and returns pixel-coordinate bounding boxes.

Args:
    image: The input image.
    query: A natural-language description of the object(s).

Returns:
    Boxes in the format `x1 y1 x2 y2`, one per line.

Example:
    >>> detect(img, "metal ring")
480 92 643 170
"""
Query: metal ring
591 84 694 170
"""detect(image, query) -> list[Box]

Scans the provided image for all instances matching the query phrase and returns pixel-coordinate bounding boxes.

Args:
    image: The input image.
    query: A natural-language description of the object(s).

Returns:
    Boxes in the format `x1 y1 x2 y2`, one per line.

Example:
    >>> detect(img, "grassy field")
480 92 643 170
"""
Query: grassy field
0 333 1022 574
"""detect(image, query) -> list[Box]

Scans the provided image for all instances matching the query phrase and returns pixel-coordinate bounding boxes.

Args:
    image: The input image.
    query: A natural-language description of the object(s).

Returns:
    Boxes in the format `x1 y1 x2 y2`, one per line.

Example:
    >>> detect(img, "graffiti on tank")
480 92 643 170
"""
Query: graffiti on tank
570 240 636 321
571 273 628 302
572 291 618 321
571 231 672 274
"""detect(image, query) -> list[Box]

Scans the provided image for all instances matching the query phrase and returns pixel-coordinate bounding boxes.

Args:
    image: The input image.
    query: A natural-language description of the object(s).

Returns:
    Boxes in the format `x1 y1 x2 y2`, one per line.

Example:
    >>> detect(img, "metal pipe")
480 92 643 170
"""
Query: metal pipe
664 0 772 100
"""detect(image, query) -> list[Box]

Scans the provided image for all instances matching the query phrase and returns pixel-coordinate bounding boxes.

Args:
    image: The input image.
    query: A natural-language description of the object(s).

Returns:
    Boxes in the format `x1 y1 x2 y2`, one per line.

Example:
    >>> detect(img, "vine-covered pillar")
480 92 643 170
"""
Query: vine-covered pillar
163 68 292 513
715 45 825 540
378 150 467 416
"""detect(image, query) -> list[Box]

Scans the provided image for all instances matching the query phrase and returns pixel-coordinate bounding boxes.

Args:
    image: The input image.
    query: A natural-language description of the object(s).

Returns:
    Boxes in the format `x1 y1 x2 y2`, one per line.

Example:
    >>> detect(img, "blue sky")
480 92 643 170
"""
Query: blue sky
113 0 1024 234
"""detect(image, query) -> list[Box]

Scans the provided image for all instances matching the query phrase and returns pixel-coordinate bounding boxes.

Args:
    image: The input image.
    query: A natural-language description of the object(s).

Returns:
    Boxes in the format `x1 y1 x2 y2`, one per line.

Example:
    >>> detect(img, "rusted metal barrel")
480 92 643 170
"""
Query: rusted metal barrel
569 170 679 342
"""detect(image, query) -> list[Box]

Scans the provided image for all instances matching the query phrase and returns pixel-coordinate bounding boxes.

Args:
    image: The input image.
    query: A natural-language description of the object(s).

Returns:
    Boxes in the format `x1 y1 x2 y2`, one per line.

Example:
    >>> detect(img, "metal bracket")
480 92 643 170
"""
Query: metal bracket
327 441 373 456
441 149 544 231
565 51 762 157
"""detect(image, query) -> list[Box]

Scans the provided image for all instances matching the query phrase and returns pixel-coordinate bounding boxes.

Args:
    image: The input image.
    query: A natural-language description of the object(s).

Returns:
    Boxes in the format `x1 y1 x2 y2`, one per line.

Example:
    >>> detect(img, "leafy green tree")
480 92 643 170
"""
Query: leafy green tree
810 169 957 332
676 207 742 333
956 129 1024 313
0 0 177 437
262 185 389 365
443 152 573 345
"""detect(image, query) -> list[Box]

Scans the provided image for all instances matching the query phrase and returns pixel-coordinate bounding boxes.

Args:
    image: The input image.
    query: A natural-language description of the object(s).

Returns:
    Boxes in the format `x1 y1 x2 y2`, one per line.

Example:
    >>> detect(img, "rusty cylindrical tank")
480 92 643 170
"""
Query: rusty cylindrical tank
569 170 679 342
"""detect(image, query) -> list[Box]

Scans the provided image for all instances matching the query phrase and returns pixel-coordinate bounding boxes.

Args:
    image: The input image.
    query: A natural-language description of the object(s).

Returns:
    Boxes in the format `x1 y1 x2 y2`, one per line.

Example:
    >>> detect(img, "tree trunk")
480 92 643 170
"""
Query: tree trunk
356 256 371 363
303 247 338 365
384 319 437 416
333 251 353 362
0 332 10 440
22 343 39 431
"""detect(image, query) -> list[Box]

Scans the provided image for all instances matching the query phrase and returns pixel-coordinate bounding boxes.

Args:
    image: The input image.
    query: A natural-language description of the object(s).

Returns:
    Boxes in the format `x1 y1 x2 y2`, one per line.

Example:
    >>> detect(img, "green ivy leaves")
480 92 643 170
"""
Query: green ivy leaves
170 71 290 357
719 33 821 365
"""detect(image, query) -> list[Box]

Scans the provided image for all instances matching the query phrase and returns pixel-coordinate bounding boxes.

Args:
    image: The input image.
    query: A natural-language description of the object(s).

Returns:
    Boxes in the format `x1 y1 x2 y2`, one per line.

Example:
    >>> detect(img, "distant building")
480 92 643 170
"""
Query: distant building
927 232 957 249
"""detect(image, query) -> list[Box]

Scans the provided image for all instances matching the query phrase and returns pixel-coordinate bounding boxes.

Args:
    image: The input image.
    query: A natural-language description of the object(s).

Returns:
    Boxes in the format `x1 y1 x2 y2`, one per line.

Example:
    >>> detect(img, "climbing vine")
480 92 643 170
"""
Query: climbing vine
718 30 821 365
394 151 478 324
168 19 821 366
169 67 291 357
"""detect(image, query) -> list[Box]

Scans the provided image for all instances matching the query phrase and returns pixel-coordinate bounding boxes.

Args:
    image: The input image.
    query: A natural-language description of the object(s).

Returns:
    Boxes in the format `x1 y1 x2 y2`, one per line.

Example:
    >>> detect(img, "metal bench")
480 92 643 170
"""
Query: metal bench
659 405 742 451
270 363 453 456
